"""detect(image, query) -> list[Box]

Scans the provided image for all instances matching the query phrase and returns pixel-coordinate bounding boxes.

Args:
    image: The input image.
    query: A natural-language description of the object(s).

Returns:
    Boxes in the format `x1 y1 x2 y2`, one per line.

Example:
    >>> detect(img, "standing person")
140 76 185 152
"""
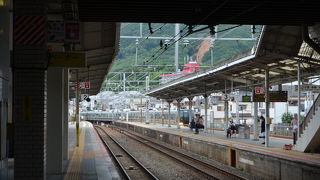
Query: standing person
259 116 266 144
291 113 298 145
194 114 204 134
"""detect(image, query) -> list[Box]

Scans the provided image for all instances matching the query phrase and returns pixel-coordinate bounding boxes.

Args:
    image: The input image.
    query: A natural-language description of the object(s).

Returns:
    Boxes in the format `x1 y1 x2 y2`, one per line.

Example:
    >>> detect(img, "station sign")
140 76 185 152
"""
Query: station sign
80 94 89 101
65 21 80 43
80 82 90 89
255 87 264 94
253 91 288 102
295 85 320 92
242 95 251 102
48 52 86 67
47 21 65 42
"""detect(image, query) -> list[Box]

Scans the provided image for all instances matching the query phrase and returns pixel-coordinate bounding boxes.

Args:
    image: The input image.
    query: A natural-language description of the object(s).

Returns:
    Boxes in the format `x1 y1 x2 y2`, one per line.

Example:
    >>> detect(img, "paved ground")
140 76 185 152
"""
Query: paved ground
1 121 120 180
64 121 120 180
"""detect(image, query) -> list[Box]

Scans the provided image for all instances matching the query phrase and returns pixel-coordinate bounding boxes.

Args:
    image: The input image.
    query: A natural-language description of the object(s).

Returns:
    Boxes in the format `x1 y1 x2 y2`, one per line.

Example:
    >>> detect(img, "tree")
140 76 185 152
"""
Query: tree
281 112 293 123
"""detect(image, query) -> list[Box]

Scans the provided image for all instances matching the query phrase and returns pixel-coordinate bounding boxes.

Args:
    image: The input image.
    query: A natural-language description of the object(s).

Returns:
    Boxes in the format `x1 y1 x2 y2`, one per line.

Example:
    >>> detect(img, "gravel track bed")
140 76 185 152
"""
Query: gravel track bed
95 127 156 180
102 126 214 180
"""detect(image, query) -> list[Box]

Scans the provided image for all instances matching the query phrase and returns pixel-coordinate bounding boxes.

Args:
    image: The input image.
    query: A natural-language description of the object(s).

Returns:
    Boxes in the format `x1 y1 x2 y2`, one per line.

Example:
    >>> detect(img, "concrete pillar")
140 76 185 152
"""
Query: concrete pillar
0 0 10 167
265 69 270 147
63 69 69 160
13 1 48 179
47 68 64 174
204 94 208 131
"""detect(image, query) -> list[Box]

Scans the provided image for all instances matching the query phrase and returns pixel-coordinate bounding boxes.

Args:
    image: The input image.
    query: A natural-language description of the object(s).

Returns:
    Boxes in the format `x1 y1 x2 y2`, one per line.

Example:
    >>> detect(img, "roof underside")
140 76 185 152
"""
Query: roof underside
69 22 120 98
78 0 320 25
146 26 320 100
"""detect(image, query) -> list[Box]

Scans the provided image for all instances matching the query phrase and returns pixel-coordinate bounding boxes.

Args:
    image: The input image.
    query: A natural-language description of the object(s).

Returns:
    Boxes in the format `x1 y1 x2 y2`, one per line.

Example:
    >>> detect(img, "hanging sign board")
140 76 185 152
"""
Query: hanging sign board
80 94 89 101
255 87 264 94
253 91 288 102
295 85 320 92
80 82 90 89
65 21 80 43
47 21 65 42
48 52 86 67
242 96 251 102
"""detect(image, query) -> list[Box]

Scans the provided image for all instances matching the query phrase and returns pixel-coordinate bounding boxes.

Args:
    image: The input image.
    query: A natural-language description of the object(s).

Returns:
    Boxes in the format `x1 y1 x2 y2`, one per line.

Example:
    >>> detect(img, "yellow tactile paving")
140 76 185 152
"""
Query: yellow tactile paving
64 122 86 180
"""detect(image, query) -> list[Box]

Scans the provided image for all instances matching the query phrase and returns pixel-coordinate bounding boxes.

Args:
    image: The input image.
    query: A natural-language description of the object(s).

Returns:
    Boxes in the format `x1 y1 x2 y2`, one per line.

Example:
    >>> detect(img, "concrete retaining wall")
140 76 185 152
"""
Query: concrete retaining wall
114 122 320 180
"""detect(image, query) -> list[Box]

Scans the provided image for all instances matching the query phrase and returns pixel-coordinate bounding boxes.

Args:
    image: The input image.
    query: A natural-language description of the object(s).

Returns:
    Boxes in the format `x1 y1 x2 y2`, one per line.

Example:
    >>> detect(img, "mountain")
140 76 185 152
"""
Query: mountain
104 23 261 91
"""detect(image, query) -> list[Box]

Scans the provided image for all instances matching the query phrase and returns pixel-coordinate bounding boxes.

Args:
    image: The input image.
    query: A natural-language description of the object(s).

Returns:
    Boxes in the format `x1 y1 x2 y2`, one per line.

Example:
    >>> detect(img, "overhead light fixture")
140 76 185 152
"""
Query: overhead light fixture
0 0 5 6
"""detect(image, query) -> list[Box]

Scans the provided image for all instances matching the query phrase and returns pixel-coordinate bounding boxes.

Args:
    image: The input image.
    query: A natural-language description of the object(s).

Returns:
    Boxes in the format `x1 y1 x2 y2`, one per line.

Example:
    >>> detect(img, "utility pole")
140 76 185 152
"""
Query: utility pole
123 73 126 92
174 24 180 72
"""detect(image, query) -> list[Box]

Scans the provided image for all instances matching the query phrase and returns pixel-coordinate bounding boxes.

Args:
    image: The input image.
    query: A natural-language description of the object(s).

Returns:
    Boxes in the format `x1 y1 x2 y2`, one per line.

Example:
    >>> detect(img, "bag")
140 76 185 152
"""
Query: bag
259 132 265 138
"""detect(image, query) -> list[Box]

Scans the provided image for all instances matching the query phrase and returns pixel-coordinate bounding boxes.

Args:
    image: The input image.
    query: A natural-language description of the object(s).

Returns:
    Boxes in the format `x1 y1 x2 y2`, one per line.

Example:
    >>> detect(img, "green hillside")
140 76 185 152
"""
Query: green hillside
105 23 261 91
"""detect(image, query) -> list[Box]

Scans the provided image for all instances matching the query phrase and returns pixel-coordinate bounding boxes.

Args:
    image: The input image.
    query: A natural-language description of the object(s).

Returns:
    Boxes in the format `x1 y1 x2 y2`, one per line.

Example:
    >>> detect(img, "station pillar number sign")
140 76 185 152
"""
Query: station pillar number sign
255 87 264 94
80 82 90 89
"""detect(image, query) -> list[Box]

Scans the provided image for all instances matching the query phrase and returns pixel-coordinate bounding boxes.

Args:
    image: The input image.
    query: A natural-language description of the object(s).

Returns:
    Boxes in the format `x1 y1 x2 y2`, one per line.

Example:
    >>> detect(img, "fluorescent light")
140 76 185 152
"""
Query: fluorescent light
0 0 5 6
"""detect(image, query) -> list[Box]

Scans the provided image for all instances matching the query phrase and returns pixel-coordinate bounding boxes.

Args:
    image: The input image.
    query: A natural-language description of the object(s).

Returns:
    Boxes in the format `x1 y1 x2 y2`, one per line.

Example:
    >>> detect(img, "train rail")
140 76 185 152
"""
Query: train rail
95 126 159 180
101 125 249 180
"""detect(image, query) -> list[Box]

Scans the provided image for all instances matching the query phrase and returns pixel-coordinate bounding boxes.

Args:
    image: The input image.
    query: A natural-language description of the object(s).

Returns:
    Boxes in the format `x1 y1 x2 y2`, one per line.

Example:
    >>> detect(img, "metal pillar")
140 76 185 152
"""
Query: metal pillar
188 96 193 127
75 70 80 147
140 96 143 123
265 69 270 147
174 24 180 72
176 99 182 129
161 99 164 126
204 94 208 131
253 102 259 140
123 73 126 92
168 101 172 127
135 39 139 65
210 45 213 66
146 76 150 91
297 60 301 137
224 81 229 131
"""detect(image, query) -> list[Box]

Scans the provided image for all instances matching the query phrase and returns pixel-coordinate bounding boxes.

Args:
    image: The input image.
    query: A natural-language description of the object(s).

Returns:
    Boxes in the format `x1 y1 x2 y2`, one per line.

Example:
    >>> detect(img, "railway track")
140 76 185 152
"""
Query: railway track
95 126 158 180
99 125 248 180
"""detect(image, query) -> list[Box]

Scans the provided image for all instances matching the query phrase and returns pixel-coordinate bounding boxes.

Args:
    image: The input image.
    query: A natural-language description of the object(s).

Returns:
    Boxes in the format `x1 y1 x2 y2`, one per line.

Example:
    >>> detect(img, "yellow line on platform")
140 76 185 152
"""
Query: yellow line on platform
64 123 86 180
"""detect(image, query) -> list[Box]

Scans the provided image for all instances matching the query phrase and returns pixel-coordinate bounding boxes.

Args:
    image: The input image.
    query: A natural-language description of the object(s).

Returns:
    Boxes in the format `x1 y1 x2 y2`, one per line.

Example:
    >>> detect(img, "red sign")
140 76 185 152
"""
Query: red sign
80 82 90 89
255 87 264 95
65 22 80 42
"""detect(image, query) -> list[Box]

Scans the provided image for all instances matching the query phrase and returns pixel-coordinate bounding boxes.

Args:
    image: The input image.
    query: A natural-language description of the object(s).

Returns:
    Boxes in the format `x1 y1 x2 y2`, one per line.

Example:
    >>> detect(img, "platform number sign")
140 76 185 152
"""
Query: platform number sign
80 94 89 101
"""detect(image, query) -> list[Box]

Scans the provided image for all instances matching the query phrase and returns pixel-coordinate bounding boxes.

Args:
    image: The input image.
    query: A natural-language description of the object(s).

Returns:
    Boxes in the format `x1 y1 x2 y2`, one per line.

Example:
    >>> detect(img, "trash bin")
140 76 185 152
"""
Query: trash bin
238 124 250 139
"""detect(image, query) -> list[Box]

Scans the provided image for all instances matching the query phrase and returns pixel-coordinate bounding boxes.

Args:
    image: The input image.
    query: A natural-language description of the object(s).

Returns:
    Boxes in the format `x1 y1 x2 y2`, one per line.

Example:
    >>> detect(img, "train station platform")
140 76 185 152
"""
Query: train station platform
62 121 120 180
1 121 120 180
113 121 320 179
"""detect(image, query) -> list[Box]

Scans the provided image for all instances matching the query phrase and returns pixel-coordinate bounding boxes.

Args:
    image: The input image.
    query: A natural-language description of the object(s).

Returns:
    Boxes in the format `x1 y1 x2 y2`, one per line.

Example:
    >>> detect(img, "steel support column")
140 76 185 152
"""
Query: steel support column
204 94 208 131
265 69 270 147
298 60 301 137
176 99 182 129
188 96 194 128
252 87 259 140
167 100 172 127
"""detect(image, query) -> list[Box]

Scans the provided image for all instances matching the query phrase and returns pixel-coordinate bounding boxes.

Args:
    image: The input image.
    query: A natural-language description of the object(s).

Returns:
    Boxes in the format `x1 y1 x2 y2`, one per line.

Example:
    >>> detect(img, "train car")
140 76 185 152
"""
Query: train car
80 109 195 126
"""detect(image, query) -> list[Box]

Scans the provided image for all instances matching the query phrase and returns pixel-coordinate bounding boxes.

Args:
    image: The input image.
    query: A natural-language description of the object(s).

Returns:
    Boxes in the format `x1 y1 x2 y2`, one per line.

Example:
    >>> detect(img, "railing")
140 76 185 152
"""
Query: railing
299 93 320 136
